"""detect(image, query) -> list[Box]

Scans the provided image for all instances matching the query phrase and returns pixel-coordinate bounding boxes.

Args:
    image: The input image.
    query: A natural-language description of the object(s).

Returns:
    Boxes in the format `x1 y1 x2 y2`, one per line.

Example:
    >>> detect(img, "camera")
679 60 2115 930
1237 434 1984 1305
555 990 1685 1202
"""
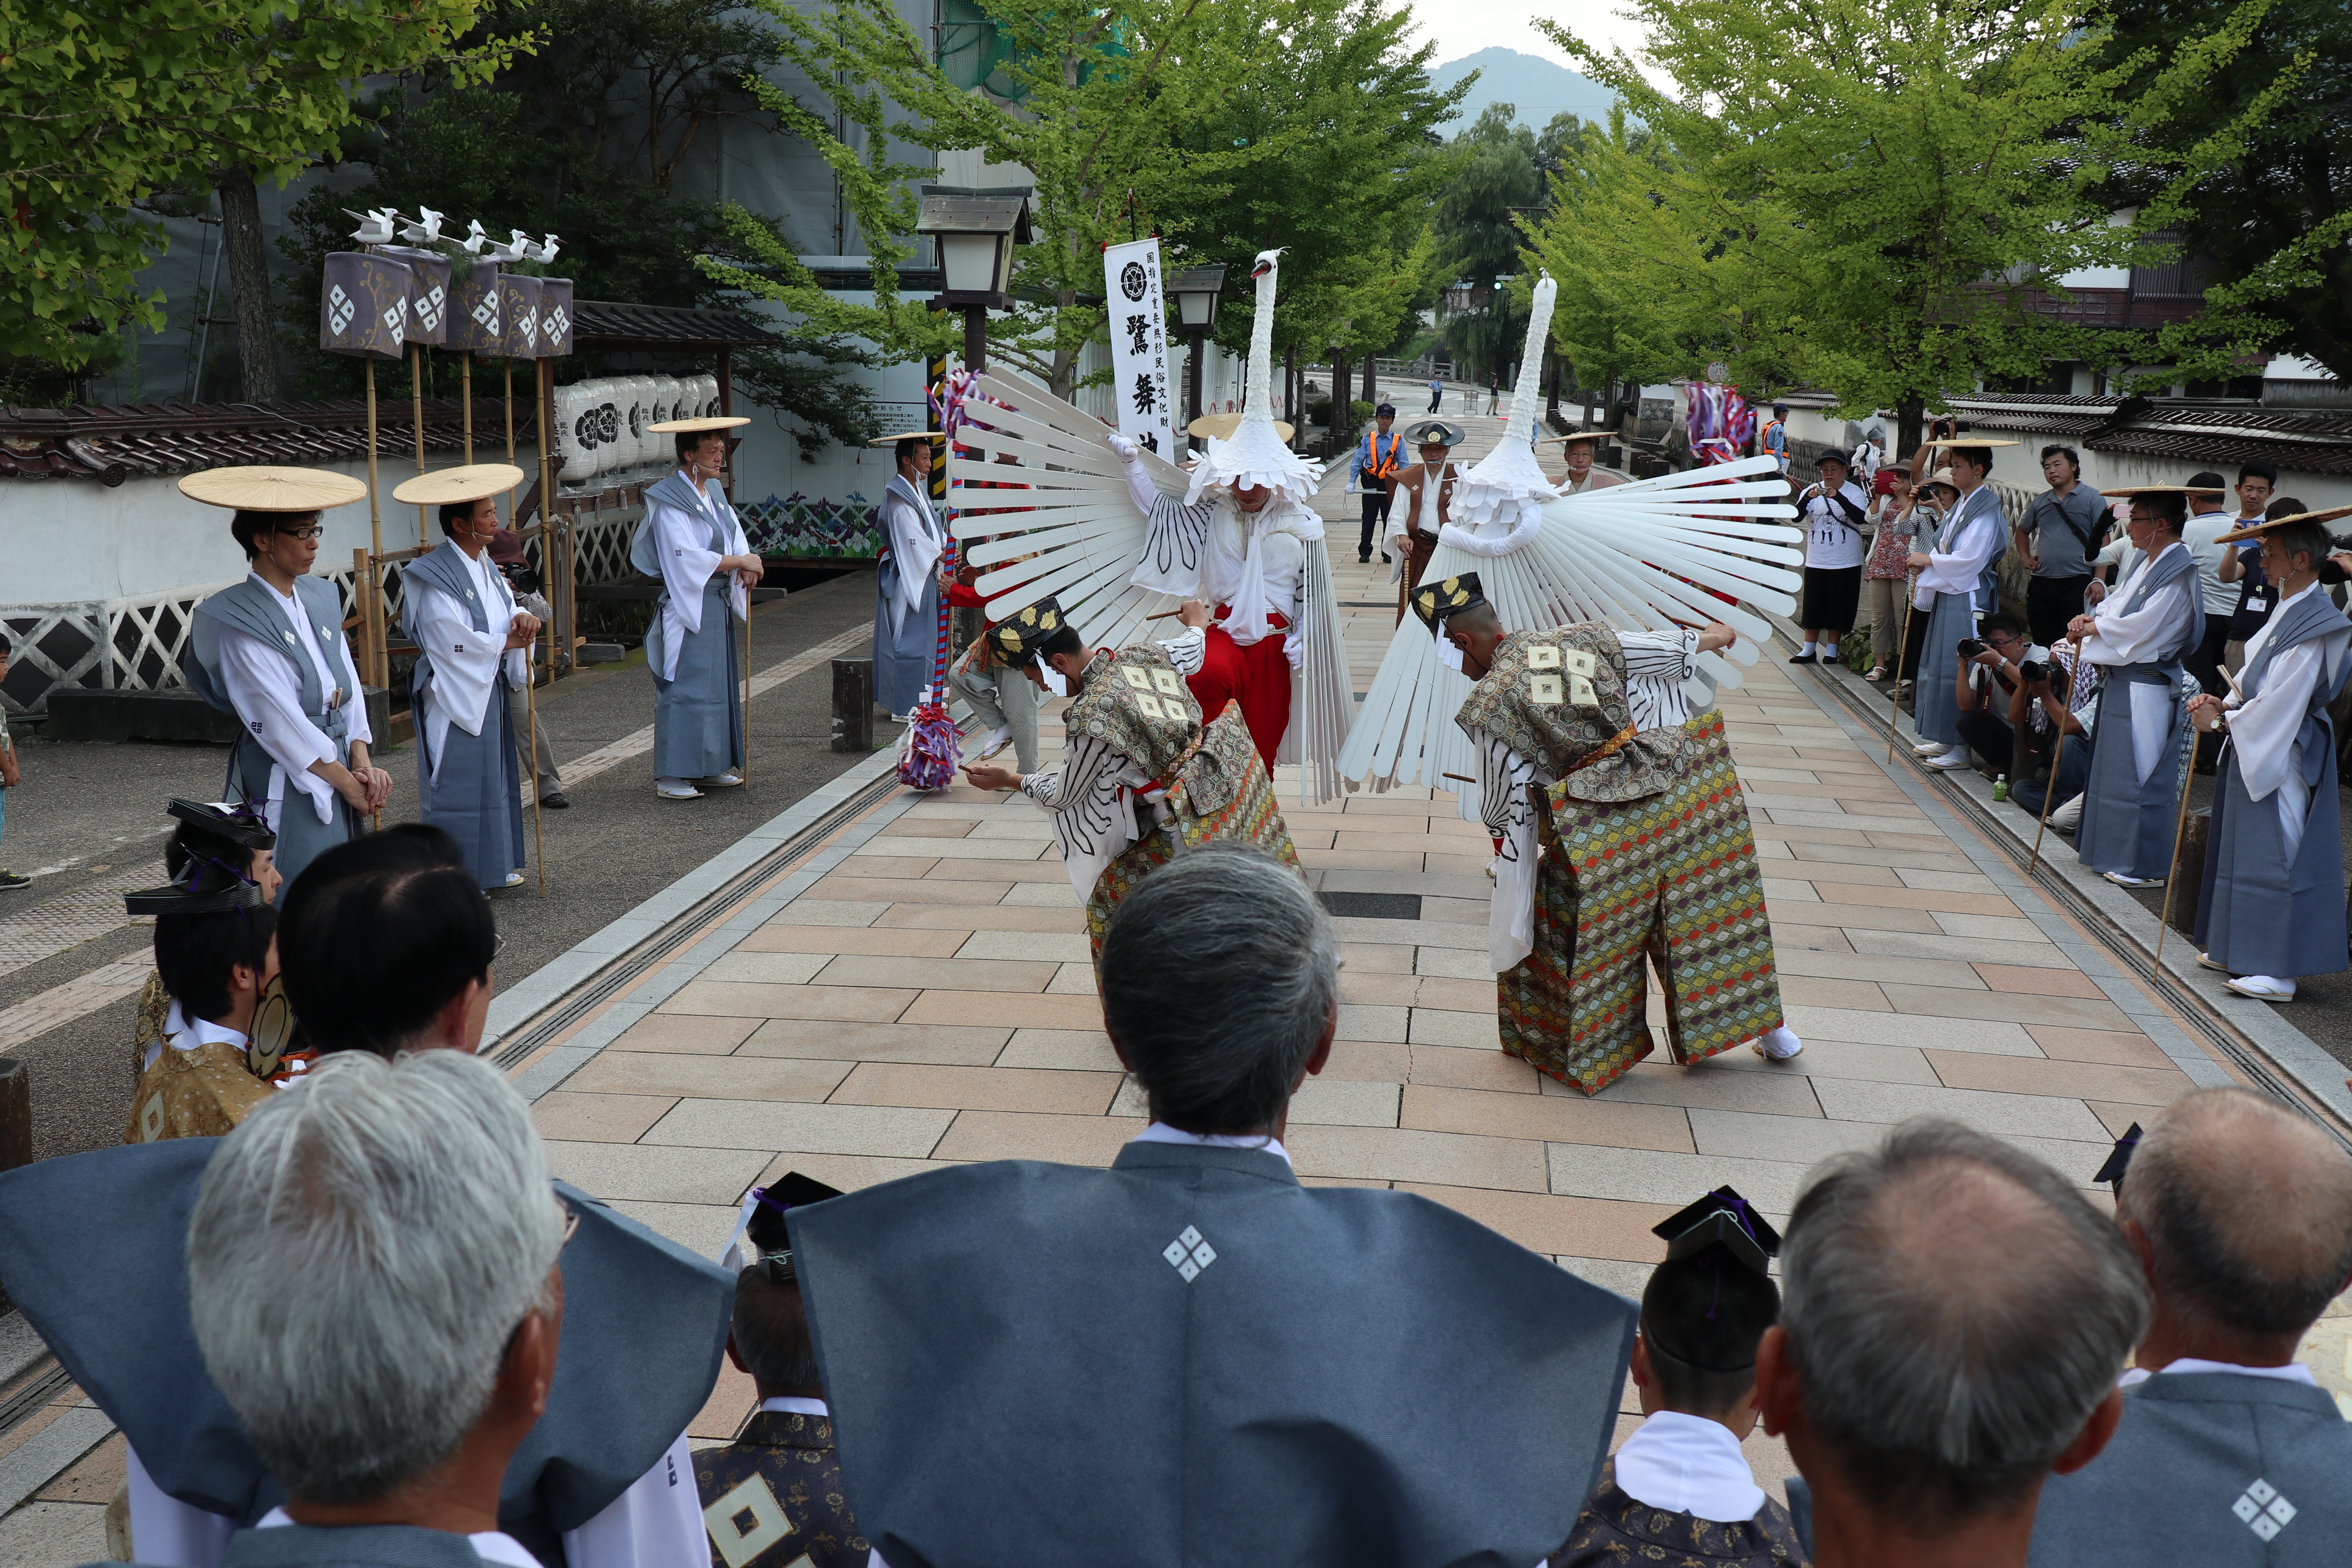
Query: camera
1956 637 1985 659
2017 659 2048 684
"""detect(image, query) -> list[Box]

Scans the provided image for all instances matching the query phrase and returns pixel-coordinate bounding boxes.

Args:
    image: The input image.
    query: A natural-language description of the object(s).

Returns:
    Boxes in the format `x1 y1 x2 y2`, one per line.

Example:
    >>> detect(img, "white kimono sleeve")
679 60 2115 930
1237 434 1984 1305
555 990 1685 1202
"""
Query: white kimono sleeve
880 491 942 636
2223 639 2323 805
1473 728 1548 974
1021 733 1145 900
2081 556 2192 667
410 579 512 753
1913 508 2001 608
1617 629 1699 733
560 1434 705 1568
218 628 340 825
1160 624 1207 674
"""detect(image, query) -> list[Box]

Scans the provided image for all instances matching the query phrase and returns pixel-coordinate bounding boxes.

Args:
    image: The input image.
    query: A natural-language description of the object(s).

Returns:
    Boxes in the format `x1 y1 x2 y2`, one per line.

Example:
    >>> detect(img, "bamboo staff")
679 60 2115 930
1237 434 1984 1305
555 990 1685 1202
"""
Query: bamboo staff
461 351 474 464
503 362 517 524
411 343 430 547
741 590 753 788
2153 680 2207 970
526 610 547 897
1887 571 1919 763
531 359 556 890
2026 633 2083 876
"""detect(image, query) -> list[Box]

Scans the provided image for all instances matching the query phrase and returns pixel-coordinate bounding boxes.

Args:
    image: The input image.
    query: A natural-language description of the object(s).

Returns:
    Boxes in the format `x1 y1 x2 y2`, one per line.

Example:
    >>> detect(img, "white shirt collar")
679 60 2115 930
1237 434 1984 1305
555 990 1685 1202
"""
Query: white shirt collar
145 998 249 1071
247 570 299 606
2118 1357 2318 1389
759 1396 829 1417
256 1507 539 1568
1612 1410 1766 1524
1130 1122 1292 1168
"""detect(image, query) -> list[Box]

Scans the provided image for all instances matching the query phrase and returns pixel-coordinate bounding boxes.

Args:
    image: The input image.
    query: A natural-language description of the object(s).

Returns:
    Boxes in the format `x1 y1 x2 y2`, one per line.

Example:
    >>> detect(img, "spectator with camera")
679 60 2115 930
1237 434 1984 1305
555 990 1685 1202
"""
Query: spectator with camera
1942 613 2045 774
2009 636 2100 826
1790 450 1871 666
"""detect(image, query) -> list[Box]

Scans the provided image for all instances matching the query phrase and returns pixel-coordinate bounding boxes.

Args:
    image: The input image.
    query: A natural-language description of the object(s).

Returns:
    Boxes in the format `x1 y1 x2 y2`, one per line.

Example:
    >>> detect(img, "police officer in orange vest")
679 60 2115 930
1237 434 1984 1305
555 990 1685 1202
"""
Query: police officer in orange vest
1348 402 1405 565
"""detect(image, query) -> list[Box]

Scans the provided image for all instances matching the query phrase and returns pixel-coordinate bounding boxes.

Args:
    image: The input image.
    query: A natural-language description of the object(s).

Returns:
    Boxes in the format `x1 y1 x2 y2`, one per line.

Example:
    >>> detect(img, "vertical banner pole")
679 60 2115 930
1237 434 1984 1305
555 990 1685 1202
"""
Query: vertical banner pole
461 351 474 464
411 343 430 547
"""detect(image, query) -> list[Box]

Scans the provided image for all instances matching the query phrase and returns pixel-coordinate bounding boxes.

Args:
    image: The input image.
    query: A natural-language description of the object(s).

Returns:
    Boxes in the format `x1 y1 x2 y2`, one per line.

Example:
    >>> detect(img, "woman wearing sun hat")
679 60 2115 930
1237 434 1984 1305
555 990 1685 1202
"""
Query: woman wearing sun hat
180 466 392 896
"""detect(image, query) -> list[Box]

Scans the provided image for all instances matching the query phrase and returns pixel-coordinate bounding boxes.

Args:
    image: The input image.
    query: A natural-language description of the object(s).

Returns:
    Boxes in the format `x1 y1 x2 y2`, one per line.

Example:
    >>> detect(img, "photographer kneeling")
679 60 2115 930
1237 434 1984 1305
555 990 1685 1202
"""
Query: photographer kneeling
2010 641 2097 823
1941 613 2043 776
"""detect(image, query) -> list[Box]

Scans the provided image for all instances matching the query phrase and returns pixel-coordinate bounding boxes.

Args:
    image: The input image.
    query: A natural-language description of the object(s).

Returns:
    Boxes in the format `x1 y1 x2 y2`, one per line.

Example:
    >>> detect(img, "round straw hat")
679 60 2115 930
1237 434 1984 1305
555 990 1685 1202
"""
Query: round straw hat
649 415 752 434
390 463 527 506
177 466 368 512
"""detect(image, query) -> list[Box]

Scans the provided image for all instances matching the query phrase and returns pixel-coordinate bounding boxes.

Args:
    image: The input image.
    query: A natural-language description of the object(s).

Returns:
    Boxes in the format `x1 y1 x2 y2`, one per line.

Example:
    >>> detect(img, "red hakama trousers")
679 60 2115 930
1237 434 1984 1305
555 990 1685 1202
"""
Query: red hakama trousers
1188 610 1291 768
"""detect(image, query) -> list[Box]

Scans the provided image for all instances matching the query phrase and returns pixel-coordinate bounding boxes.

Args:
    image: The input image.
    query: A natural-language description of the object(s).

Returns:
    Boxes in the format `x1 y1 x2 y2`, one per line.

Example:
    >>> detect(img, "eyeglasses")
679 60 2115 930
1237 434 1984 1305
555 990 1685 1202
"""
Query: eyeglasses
271 526 324 542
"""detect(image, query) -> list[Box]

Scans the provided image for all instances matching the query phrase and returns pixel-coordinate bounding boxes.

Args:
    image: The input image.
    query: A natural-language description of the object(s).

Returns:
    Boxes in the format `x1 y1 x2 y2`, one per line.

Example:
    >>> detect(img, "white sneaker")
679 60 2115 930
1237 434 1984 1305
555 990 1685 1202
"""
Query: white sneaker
697 771 745 788
1751 1025 1805 1061
656 777 703 800
1923 746 1973 769
977 725 1013 760
2102 870 2164 888
2225 974 2297 1001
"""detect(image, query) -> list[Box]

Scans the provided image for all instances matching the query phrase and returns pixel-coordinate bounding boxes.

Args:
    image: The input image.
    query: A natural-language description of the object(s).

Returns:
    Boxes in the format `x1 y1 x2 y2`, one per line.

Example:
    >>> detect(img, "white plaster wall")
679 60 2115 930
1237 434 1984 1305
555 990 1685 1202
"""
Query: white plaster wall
0 439 539 607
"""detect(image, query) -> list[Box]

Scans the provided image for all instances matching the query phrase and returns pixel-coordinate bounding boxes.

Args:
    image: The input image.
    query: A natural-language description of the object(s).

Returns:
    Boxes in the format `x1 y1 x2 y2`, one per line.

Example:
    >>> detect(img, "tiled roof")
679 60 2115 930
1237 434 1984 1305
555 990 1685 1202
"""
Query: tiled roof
570 299 783 348
0 397 531 483
2089 406 2352 475
1947 394 2124 438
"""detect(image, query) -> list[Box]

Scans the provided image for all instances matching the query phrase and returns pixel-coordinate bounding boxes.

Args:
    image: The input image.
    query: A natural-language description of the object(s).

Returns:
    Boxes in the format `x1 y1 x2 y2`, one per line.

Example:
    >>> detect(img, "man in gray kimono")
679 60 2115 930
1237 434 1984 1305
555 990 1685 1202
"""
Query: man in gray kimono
1759 1122 2145 1568
1905 443 2011 769
397 466 538 890
2189 507 2352 999
179 467 394 896
635 417 764 801
869 432 949 719
2029 1087 2352 1565
2068 488 2205 886
788 845 1638 1568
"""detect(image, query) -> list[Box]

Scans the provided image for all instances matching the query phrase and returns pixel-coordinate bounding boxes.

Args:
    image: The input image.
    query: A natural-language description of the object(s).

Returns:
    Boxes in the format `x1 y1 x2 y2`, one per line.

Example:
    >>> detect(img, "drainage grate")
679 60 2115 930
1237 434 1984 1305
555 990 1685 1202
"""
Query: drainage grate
1318 891 1421 920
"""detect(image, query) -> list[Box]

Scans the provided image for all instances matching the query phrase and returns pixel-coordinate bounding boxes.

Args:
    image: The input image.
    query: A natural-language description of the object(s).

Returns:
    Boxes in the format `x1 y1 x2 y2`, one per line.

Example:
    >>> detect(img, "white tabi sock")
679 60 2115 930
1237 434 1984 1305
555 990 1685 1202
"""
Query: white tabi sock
1757 1025 1804 1060
1821 638 1838 658
1799 641 1817 655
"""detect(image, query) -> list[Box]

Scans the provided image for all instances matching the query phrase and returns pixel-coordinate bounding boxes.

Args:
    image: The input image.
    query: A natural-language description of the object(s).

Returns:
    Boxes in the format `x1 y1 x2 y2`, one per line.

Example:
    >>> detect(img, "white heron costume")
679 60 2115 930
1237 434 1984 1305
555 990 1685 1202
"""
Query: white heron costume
944 249 1353 804
1336 276 1802 808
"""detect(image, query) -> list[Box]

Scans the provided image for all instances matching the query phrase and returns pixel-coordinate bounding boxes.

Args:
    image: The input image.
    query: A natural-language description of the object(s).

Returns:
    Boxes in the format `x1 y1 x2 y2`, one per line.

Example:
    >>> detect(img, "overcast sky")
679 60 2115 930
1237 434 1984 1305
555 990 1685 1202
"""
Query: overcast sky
1405 0 1656 79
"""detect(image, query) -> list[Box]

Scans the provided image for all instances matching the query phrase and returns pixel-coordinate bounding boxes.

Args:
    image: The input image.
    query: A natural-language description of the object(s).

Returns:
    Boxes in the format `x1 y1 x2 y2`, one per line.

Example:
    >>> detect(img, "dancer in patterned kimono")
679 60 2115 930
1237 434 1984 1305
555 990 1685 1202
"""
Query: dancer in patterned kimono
2190 505 2352 1000
180 467 392 896
1904 440 2016 769
2069 487 2205 886
1549 1188 1804 1568
394 464 535 889
1430 573 1800 1095
122 800 302 1143
635 416 762 801
961 595 1298 960
870 431 951 719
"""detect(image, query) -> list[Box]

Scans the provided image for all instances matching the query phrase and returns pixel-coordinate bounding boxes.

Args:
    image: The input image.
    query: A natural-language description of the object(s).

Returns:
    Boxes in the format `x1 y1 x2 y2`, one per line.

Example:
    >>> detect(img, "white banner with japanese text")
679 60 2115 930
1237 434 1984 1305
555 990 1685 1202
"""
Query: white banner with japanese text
1103 238 1176 458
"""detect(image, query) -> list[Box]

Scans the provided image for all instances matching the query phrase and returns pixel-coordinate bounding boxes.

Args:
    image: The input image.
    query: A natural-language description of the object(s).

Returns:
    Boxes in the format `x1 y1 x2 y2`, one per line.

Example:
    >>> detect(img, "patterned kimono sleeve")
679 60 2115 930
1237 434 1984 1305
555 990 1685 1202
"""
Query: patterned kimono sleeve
1616 628 1699 732
1476 729 1546 975
1132 491 1222 597
1475 730 1539 847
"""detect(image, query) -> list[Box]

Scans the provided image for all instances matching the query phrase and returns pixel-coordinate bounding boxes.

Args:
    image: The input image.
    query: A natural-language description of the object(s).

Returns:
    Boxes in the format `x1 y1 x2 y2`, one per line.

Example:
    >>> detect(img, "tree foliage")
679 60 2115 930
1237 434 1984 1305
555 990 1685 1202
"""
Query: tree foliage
0 0 525 367
2091 0 2350 379
1531 0 2285 445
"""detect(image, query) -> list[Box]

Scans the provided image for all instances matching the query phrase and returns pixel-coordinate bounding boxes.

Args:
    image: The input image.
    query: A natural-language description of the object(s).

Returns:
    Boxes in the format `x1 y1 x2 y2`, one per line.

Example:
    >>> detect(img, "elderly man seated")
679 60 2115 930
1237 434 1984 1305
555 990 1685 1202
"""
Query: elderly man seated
786 844 1639 1567
162 1050 568 1568
2030 1088 2352 1565
1758 1120 2148 1568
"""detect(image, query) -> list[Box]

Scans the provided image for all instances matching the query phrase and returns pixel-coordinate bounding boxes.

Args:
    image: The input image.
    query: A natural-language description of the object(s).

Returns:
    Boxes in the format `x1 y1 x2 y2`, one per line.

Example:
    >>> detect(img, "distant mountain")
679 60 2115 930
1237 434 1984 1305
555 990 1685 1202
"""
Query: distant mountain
1430 47 1618 132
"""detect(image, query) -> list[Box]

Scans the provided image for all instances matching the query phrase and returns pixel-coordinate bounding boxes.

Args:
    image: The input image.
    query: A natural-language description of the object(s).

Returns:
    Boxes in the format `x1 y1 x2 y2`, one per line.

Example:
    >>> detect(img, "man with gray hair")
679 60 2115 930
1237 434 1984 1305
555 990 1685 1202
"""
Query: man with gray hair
2029 1088 2352 1565
784 844 1638 1567
1755 1120 2146 1568
169 1049 566 1566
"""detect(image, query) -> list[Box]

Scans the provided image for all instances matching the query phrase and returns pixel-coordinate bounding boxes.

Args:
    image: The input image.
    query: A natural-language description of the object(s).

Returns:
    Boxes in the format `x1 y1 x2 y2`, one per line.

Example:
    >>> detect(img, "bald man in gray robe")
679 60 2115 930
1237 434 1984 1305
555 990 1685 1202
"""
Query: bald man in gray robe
2029 1088 2352 1566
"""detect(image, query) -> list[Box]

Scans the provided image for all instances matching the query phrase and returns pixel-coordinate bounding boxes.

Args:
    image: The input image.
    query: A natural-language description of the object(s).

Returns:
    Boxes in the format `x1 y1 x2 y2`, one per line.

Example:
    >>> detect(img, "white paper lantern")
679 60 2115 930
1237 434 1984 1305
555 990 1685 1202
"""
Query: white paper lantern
586 377 623 476
553 380 596 486
629 375 664 470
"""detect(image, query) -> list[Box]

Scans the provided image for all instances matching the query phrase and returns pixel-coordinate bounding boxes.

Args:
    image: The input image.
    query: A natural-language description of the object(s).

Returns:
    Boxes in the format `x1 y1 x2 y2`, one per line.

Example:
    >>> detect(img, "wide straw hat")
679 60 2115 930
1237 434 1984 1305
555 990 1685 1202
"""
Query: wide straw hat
177 466 368 512
2216 501 2352 544
1534 428 1617 445
864 430 949 446
390 463 526 506
1187 412 1294 442
2098 485 2203 498
1918 437 2021 449
649 415 752 434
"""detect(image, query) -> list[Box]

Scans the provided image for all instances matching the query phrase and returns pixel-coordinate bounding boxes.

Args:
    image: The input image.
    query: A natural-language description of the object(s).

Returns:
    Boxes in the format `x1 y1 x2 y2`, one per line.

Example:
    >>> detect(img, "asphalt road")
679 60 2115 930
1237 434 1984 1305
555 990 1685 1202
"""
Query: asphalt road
1 569 899 1161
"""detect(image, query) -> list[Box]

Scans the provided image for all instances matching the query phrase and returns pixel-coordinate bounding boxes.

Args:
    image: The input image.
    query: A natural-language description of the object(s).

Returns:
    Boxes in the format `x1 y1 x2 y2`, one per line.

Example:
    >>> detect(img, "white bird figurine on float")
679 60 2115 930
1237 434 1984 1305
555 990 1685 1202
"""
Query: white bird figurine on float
941 245 1356 804
1336 271 1803 808
397 207 445 245
459 218 493 256
527 234 562 265
487 229 534 264
344 208 399 246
